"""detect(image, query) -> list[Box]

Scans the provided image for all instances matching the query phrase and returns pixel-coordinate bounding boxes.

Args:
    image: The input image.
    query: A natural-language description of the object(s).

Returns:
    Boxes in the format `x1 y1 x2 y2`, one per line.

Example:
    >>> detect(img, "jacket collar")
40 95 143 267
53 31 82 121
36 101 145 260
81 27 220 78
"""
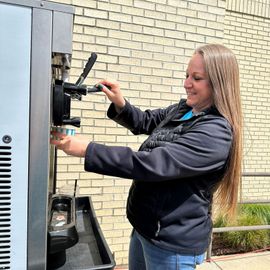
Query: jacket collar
178 99 220 117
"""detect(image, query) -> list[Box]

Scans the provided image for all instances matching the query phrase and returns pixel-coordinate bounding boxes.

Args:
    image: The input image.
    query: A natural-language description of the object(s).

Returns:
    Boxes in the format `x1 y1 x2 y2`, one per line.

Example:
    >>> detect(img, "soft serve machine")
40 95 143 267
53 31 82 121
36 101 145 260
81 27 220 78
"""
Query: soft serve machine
0 0 114 269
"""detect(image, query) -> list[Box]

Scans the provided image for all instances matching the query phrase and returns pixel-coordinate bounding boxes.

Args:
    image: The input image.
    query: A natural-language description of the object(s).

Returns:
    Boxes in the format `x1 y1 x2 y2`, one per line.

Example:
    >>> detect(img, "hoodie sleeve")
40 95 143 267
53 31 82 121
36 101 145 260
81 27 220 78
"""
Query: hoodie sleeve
107 100 177 135
84 116 232 182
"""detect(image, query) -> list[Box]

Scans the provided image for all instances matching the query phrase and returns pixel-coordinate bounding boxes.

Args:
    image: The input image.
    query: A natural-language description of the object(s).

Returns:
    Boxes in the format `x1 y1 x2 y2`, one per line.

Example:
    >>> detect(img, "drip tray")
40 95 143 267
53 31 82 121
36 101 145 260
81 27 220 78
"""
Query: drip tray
57 196 115 270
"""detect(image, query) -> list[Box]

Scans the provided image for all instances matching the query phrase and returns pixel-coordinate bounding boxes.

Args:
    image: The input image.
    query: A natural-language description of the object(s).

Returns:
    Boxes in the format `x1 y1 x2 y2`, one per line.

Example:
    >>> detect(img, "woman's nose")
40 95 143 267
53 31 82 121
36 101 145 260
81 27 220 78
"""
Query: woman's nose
184 77 192 89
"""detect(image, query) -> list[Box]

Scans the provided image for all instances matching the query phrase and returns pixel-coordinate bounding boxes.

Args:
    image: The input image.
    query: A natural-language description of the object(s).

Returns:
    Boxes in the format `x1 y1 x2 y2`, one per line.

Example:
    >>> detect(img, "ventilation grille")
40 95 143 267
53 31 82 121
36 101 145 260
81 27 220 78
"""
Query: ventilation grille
0 145 11 269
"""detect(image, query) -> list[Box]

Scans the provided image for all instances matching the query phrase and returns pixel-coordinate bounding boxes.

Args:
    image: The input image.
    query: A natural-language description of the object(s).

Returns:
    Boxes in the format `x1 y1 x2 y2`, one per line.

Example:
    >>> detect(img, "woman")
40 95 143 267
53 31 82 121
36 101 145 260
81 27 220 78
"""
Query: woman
51 44 242 270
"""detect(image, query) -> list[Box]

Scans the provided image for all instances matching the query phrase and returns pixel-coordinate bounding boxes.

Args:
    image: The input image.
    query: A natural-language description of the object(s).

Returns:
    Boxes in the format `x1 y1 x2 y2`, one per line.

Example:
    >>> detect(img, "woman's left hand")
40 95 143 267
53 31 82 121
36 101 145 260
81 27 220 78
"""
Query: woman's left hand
50 132 89 157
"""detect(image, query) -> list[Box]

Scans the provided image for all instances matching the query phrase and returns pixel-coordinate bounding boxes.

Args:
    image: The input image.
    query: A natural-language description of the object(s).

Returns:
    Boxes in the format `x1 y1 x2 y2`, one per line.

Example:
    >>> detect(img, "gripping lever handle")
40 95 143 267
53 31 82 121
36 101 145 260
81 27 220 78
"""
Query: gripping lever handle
75 52 97 86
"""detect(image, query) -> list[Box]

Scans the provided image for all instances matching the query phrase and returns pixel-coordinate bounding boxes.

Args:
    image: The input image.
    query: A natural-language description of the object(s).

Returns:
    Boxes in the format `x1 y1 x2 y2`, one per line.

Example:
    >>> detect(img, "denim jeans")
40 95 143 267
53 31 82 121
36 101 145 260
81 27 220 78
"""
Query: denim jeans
129 230 205 270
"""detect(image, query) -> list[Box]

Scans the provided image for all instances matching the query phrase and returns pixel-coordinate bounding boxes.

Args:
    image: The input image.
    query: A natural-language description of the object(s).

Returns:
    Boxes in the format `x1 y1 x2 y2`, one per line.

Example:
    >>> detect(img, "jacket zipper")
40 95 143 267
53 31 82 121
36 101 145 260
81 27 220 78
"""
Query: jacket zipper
155 220 161 237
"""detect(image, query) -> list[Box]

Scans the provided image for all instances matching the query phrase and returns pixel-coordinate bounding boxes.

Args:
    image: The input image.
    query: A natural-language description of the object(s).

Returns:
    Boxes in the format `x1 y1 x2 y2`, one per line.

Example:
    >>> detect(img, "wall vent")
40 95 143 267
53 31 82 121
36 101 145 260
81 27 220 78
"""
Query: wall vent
0 145 11 269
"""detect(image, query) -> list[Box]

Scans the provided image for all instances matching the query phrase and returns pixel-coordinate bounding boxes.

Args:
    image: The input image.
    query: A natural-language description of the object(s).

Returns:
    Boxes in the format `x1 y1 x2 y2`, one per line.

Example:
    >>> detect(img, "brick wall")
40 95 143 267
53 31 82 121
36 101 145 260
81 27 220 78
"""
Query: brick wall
224 1 270 201
49 0 270 266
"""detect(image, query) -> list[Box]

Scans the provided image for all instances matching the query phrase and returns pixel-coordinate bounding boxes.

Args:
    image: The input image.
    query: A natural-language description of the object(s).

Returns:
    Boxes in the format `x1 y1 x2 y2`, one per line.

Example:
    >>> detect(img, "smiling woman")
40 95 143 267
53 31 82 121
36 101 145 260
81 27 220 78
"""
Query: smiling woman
184 53 214 113
51 44 242 270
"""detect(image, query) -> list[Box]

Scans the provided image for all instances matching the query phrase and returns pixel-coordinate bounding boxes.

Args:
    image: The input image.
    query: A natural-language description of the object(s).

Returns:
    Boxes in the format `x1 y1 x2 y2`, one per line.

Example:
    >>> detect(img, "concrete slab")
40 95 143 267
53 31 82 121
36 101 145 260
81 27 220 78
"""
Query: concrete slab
197 251 270 270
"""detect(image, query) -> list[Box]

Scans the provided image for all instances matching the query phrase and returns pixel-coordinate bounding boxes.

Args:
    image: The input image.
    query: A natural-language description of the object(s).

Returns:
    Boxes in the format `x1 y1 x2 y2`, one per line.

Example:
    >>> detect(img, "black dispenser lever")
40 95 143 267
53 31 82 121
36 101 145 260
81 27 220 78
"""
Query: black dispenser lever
76 52 97 86
53 53 98 128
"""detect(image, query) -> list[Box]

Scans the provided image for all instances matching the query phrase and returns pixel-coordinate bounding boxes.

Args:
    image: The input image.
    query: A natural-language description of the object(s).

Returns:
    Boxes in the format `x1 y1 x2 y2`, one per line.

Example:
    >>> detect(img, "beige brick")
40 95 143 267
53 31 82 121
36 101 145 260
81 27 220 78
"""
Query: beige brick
177 8 197 17
143 26 164 36
94 134 116 142
208 5 225 16
97 2 121 12
72 0 96 8
84 26 108 37
119 40 142 50
57 165 68 172
112 236 130 244
79 172 103 179
57 172 80 180
110 244 124 252
145 10 166 20
102 216 126 224
176 23 196 34
84 8 108 19
207 20 224 30
103 229 123 238
91 179 114 187
130 66 152 75
140 91 161 99
114 208 126 216
76 180 91 187
110 0 133 6
132 33 154 43
119 56 141 66
108 48 131 57
99 223 113 230
114 222 132 230
119 73 141 82
105 127 127 135
74 15 95 26
82 126 106 134
116 135 140 143
103 200 126 209
133 16 154 27
96 19 120 30
72 33 95 44
121 23 143 33
82 110 106 118
156 4 177 14
109 12 132 23
57 156 81 164
68 164 84 172
74 7 83 16
109 29 132 40
151 99 172 108
134 0 155 10
122 6 144 16
185 33 205 43
131 50 153 60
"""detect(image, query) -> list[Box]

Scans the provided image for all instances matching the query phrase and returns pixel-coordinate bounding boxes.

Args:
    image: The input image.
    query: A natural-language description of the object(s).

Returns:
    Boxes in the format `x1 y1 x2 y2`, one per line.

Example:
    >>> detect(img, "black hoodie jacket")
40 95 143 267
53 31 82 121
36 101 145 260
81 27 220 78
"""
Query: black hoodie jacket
85 99 232 254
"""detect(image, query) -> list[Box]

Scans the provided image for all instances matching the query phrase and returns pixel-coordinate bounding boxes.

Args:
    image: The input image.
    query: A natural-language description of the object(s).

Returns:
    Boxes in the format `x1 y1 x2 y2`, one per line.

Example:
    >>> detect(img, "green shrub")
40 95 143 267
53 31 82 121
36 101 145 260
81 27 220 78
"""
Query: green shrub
223 214 269 251
213 204 270 252
241 204 270 225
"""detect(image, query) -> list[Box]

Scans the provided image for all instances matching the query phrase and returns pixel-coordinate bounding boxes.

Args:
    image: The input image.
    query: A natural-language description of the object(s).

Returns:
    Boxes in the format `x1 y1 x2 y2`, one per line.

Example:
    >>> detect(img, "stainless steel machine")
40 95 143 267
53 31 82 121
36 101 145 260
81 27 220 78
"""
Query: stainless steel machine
0 1 115 269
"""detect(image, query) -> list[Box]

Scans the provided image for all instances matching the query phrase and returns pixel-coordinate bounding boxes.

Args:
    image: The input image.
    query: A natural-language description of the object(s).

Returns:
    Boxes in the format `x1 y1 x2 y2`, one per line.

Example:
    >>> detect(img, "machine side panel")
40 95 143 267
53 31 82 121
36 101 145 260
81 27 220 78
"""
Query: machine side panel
0 4 32 270
53 11 74 54
27 8 52 270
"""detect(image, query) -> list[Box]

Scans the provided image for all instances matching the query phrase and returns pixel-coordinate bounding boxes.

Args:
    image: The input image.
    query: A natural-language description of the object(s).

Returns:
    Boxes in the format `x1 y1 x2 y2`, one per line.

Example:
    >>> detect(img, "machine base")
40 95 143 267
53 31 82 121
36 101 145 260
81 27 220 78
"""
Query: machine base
56 196 115 270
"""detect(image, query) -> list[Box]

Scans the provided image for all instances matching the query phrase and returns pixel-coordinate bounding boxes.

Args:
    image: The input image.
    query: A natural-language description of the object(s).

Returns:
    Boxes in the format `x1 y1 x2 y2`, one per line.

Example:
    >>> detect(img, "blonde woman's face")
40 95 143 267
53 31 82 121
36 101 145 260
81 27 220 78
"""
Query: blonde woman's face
184 53 213 113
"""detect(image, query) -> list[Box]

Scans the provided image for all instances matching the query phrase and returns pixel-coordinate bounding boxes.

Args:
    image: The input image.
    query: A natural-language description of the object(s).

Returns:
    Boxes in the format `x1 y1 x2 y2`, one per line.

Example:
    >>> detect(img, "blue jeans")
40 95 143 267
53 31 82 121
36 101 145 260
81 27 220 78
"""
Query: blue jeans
129 230 205 270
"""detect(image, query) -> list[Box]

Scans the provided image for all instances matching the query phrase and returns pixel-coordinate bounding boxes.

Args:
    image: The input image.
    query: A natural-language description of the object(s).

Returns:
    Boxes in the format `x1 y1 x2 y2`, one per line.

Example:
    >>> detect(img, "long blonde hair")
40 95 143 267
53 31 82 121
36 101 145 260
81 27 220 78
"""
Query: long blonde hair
195 44 243 218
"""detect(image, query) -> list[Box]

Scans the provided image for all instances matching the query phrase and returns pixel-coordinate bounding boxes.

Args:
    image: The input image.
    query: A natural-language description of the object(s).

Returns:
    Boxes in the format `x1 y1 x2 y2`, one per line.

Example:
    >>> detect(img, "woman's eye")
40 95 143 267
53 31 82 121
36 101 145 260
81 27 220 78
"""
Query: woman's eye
185 74 203 81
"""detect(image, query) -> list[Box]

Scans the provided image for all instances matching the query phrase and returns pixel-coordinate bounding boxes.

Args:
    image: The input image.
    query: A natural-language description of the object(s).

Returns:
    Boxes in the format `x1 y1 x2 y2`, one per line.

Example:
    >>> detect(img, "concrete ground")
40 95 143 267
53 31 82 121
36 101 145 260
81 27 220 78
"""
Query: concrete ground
115 250 270 270
197 250 270 270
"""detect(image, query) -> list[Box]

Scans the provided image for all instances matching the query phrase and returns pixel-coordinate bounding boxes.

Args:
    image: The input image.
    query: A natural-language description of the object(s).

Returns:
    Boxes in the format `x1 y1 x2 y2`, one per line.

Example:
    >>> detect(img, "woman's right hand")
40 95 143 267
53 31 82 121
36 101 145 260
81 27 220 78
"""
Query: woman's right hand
50 132 89 157
97 79 126 110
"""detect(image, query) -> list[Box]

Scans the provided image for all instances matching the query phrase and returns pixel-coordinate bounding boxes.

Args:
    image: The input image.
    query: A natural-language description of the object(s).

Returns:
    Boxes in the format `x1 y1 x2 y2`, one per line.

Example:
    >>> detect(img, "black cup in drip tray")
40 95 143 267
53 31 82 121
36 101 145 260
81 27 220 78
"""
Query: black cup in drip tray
47 195 78 269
